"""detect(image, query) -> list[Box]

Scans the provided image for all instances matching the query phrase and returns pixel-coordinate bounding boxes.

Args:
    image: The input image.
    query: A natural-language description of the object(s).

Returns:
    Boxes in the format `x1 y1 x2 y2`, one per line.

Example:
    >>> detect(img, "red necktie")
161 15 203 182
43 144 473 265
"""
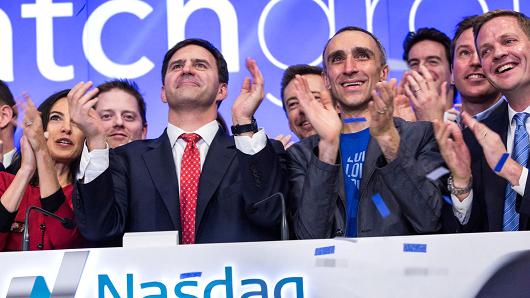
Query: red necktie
179 133 201 244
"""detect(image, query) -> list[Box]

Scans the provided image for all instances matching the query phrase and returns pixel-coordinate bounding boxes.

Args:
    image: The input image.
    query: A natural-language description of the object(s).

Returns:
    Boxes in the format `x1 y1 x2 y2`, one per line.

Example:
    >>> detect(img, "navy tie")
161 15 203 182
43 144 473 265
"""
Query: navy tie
503 112 530 231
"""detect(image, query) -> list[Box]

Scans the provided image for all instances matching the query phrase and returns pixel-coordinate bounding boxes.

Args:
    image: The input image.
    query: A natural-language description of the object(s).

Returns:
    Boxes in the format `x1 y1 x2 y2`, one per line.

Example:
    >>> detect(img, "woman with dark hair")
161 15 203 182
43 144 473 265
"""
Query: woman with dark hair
0 89 86 251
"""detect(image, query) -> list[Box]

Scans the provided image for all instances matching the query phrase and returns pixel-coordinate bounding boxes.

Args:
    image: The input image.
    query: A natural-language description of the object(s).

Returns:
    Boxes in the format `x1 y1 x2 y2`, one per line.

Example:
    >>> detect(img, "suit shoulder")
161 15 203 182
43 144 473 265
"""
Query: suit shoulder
112 138 160 155
395 118 433 134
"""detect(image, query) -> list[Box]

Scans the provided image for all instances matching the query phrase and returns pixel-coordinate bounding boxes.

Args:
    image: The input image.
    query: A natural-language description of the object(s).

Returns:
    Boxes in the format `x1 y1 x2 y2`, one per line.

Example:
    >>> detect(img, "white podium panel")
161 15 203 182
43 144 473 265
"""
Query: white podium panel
1 231 529 297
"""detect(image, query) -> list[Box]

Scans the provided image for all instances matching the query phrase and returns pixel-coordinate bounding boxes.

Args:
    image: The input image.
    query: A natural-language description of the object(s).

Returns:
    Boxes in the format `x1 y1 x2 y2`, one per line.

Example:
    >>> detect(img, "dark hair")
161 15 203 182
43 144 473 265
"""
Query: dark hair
280 64 323 112
0 80 15 107
37 89 80 185
96 79 147 127
473 10 530 42
0 80 17 131
322 26 387 69
451 15 479 65
403 27 451 64
161 38 229 85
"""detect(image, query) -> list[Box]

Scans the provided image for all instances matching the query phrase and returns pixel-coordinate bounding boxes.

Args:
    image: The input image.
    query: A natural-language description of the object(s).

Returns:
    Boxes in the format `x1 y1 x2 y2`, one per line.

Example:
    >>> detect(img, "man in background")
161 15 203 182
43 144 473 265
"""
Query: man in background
401 28 455 121
278 64 328 145
95 79 147 148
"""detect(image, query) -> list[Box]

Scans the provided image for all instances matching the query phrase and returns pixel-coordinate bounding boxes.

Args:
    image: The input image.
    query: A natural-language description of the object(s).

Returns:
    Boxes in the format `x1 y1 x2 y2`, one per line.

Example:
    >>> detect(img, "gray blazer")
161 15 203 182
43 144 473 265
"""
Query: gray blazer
288 118 446 238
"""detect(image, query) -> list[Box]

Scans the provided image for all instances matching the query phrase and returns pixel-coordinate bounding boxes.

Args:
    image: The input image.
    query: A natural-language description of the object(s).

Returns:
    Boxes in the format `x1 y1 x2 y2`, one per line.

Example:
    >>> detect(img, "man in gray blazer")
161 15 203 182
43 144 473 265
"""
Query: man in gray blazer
288 26 446 238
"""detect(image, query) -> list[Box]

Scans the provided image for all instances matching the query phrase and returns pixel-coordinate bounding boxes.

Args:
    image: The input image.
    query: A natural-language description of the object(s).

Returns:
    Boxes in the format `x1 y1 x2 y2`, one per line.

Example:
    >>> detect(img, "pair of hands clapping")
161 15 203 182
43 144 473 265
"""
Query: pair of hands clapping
19 94 48 173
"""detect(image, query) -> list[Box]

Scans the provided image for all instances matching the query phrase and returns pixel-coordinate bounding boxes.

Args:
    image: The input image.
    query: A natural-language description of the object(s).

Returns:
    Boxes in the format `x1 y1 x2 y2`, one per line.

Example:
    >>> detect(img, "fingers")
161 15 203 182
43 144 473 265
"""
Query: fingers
461 111 490 145
275 134 293 149
372 80 395 113
319 89 334 111
245 57 264 95
418 64 434 84
293 75 315 110
68 81 99 110
403 80 419 107
240 77 251 93
407 71 426 93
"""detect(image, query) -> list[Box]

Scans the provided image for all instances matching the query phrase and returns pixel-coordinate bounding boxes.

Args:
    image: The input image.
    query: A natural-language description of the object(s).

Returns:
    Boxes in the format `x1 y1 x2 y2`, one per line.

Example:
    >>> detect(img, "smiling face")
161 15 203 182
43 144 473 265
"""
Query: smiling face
407 40 452 95
452 28 500 103
161 44 227 112
323 30 388 112
476 16 530 101
283 74 326 139
45 97 84 164
96 88 147 148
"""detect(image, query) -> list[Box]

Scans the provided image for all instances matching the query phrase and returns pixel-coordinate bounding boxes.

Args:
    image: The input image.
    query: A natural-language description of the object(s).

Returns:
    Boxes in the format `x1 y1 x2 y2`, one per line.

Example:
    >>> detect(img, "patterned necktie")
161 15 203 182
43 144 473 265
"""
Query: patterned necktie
179 133 201 244
503 112 530 231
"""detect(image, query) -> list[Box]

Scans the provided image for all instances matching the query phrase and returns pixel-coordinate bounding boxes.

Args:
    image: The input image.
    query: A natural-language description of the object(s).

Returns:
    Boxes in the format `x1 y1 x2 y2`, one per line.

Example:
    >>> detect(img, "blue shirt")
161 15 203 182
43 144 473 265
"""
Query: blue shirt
340 129 371 237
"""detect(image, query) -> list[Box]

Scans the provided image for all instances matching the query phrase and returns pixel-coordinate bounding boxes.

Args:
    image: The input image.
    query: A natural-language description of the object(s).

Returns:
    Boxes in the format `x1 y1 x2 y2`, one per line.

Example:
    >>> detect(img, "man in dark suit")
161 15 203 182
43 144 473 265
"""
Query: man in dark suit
436 10 530 232
288 26 446 239
68 39 286 244
0 80 18 173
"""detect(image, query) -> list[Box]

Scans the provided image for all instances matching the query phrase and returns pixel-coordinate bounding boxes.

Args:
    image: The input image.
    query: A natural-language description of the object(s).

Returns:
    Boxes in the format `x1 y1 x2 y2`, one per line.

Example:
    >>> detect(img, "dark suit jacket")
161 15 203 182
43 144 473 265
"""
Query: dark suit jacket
288 118 446 238
73 129 287 243
445 101 530 232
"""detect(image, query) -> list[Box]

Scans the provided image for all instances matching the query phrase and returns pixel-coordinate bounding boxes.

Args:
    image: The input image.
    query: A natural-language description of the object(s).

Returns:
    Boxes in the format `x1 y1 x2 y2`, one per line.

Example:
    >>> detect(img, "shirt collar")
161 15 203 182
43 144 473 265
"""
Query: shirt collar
2 149 16 167
474 96 506 122
167 120 220 147
507 100 530 125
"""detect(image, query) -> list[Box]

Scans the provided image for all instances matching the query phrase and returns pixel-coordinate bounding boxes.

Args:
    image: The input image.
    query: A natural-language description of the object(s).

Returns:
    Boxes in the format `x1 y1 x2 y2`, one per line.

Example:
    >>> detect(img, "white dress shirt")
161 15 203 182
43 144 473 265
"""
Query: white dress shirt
452 102 530 224
77 120 268 185
2 149 16 169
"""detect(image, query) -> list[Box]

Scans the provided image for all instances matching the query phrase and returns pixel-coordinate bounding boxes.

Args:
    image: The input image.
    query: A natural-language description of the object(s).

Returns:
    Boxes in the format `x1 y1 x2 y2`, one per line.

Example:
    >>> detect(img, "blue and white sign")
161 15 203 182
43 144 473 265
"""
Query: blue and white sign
0 0 528 139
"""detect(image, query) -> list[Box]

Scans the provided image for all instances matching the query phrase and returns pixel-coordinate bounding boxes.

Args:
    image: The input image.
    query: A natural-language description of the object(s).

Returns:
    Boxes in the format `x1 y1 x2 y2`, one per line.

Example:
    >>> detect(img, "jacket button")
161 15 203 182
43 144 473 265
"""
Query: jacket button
40 224 46 231
37 243 44 249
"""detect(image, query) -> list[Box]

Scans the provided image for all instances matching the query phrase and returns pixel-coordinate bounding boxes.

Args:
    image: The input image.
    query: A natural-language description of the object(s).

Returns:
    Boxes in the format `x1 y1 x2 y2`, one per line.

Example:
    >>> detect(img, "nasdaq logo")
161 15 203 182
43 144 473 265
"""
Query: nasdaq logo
99 266 304 298
6 250 89 298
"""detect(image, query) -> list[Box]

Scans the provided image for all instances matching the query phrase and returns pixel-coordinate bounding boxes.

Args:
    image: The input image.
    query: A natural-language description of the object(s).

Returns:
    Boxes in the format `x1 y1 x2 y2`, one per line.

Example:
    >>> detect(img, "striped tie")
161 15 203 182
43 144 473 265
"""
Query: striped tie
503 112 529 231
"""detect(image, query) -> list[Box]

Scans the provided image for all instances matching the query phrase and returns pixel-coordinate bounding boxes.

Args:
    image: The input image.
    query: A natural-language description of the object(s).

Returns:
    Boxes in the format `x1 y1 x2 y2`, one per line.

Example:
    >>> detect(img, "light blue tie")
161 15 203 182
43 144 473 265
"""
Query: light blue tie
503 112 530 231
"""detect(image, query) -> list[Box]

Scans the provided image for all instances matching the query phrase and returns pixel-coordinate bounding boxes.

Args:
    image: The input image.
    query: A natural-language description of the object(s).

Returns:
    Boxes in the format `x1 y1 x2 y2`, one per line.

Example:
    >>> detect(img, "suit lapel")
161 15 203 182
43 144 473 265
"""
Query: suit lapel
360 132 383 196
196 130 236 229
482 101 509 230
142 131 180 229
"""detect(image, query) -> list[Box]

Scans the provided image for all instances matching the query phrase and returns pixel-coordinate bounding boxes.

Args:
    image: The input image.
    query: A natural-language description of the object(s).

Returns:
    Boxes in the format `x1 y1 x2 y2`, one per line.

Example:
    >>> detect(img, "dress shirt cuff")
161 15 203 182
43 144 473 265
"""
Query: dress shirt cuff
234 128 267 155
512 166 528 196
77 142 110 183
451 190 473 225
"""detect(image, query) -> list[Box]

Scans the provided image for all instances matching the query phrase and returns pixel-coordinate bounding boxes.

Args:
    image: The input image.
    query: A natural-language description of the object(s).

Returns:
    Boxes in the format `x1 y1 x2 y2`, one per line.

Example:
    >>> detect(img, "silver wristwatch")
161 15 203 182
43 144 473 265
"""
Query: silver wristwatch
447 175 473 196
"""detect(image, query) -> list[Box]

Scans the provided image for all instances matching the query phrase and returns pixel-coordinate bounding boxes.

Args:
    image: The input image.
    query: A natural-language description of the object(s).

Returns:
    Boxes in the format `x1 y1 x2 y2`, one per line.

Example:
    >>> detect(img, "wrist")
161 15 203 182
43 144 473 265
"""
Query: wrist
500 158 523 186
231 117 258 136
452 173 471 188
18 166 35 177
231 115 253 125
318 138 339 164
448 175 472 196
87 135 107 151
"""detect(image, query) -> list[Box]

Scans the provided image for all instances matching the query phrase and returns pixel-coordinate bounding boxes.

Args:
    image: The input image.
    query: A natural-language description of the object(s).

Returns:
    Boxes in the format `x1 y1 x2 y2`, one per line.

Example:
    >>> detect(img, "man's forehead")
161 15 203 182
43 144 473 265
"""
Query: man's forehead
478 16 525 43
409 40 446 59
171 44 216 62
456 28 474 46
325 30 379 56
97 89 140 112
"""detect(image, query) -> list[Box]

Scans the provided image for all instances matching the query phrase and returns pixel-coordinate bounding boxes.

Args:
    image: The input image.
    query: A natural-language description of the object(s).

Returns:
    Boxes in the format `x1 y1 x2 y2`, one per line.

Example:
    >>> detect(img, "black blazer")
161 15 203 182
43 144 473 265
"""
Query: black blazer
445 101 530 232
73 129 287 243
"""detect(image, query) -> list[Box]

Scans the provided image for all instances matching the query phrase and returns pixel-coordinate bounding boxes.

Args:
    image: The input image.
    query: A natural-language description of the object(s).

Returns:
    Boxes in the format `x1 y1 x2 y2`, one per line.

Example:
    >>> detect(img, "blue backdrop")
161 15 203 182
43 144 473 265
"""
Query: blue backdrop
1 0 528 141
